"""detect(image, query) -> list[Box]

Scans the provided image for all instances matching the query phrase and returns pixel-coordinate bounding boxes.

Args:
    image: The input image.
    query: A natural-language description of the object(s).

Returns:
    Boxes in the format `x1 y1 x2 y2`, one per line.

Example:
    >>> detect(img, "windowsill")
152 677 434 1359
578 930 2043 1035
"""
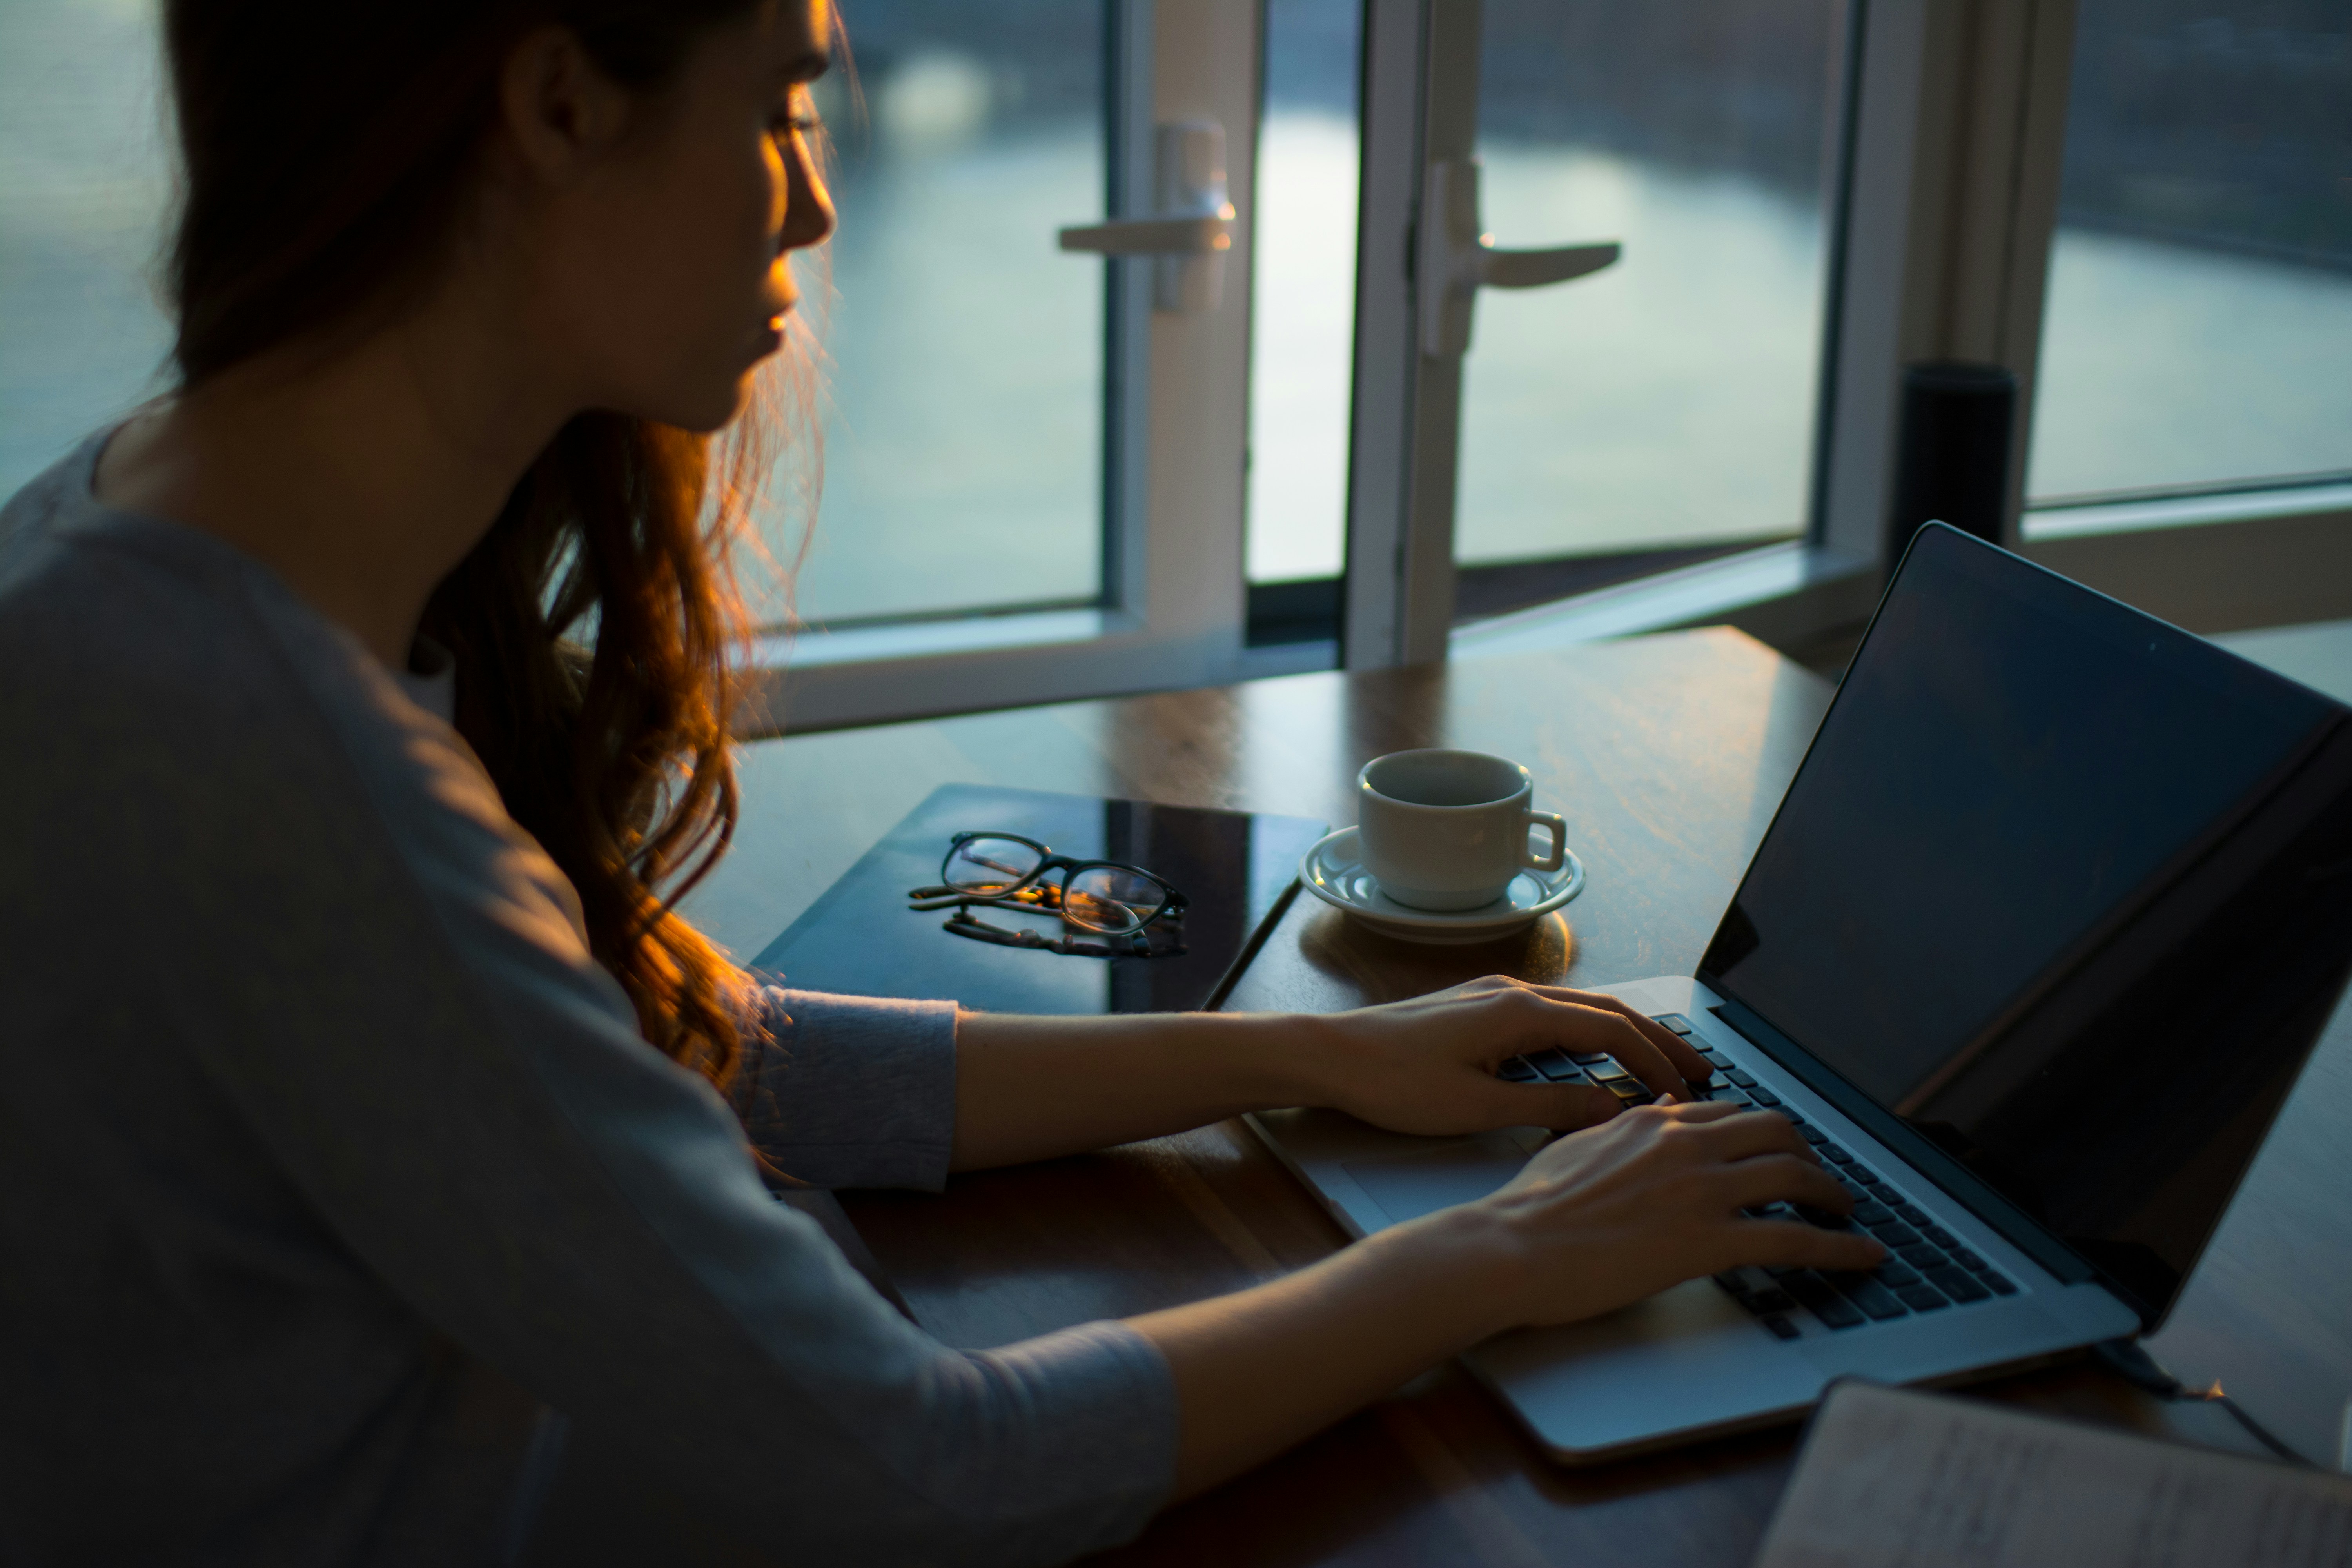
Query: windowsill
2024 479 2352 541
1450 541 1879 658
750 607 1118 670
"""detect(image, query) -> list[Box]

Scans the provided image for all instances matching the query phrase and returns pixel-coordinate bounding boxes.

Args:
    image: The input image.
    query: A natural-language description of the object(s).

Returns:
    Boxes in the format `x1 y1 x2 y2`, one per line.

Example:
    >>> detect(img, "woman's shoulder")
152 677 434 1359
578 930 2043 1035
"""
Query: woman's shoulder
2 426 415 751
0 428 510 887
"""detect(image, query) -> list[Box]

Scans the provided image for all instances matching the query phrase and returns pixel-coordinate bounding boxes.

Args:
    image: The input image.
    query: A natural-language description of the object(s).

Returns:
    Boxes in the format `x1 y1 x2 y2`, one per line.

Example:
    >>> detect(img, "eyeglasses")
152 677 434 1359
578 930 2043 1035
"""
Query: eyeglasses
907 831 1189 959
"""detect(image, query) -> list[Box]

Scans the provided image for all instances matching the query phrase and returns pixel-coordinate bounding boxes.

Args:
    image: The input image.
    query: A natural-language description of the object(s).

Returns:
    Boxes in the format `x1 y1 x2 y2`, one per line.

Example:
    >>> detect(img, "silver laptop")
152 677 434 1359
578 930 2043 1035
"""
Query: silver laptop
1252 524 2352 1462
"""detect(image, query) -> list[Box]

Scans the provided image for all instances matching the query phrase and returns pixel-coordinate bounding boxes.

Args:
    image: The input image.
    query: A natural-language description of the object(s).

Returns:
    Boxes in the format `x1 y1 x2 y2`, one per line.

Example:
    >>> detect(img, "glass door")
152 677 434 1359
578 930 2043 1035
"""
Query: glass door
2023 0 2352 517
1452 2 1849 620
1341 0 1859 666
790 2 1113 630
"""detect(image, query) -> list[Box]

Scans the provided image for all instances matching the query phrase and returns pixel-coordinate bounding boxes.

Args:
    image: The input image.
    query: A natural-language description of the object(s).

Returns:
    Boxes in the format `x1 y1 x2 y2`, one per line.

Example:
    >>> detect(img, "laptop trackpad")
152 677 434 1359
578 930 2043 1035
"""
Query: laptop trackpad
1344 1134 1534 1224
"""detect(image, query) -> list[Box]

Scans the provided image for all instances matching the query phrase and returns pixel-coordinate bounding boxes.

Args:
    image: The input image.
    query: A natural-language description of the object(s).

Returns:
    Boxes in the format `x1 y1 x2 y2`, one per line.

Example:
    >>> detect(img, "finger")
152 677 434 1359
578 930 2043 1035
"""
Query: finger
1680 1107 1820 1164
1527 987 1715 1084
1488 1079 1621 1132
1651 1098 1746 1125
1715 1152 1851 1214
1527 1004 1689 1101
1726 1218 1888 1275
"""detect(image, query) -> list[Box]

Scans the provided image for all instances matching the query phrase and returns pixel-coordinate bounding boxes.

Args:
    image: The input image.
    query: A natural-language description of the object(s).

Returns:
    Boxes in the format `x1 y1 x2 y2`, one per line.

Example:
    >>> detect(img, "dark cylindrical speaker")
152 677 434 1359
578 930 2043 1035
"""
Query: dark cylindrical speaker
1887 361 2018 570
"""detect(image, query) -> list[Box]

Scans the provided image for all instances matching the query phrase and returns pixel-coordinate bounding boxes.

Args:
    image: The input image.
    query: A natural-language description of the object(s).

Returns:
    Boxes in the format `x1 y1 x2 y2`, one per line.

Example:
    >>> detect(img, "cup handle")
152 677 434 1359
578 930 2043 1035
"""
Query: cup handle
1524 811 1568 873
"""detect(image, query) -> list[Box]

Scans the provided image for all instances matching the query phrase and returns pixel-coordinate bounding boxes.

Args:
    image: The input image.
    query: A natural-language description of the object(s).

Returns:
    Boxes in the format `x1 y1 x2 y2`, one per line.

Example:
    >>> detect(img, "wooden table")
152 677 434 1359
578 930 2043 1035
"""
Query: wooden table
684 628 2352 1564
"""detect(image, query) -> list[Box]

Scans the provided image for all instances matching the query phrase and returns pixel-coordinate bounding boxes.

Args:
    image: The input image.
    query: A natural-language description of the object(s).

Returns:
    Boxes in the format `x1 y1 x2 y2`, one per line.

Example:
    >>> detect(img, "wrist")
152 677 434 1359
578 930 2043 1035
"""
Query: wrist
1223 1009 1349 1111
1357 1204 1527 1348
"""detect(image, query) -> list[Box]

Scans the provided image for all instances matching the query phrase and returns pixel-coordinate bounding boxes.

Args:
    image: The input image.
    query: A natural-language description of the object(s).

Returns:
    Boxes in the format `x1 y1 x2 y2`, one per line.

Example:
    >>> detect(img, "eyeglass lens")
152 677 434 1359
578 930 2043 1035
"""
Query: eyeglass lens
1062 865 1164 935
943 835 1045 896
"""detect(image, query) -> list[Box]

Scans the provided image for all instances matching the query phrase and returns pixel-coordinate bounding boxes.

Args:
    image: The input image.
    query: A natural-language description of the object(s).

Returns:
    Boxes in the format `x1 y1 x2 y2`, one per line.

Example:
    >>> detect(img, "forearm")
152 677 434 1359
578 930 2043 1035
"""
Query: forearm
1129 1212 1514 1499
950 1009 1328 1171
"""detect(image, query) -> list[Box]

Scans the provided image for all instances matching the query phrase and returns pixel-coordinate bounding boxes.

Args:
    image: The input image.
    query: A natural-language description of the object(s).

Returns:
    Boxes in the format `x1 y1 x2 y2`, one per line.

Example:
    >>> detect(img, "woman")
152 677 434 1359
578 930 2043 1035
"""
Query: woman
0 0 1882 1561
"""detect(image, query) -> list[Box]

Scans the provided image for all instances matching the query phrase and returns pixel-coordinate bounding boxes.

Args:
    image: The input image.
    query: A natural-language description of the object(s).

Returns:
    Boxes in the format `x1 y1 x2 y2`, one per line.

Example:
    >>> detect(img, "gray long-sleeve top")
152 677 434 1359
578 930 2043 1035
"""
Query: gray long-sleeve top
0 436 1178 1564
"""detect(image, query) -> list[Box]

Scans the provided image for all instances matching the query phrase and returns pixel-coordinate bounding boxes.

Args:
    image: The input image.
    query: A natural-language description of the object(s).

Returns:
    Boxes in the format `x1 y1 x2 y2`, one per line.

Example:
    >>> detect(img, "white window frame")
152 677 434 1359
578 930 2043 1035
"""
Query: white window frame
739 0 1270 735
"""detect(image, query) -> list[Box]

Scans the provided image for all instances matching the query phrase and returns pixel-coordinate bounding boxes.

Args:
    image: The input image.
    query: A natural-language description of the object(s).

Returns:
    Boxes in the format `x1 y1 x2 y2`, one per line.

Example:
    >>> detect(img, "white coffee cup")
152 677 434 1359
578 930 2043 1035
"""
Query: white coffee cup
1355 749 1568 911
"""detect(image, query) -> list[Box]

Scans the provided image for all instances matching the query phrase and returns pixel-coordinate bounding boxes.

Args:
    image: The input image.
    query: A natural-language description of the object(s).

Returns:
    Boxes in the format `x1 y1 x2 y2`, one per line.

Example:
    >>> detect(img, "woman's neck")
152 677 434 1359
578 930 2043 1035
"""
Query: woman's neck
95 297 572 670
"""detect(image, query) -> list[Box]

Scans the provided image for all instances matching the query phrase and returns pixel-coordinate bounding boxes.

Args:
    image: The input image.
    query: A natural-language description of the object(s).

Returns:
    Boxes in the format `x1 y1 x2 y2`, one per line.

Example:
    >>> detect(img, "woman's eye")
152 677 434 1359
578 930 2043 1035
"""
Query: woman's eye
771 93 821 138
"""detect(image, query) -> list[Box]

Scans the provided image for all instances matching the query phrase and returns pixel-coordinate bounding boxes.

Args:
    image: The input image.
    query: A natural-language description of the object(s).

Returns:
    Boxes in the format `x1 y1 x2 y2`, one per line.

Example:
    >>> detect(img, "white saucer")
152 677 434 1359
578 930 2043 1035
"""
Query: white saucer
1297 827 1585 945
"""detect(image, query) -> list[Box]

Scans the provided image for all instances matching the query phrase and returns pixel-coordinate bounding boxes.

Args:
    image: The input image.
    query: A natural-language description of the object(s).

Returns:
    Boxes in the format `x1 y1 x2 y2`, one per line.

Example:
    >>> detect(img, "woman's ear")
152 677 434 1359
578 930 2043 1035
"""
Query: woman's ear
497 25 634 185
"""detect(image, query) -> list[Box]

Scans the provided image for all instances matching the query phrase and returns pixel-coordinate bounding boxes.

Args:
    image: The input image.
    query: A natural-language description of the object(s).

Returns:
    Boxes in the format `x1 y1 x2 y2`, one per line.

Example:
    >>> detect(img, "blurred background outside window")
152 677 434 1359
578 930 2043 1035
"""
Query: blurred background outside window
0 0 174 508
2025 0 2352 518
789 1 1107 629
1448 0 1847 622
1245 0 1363 599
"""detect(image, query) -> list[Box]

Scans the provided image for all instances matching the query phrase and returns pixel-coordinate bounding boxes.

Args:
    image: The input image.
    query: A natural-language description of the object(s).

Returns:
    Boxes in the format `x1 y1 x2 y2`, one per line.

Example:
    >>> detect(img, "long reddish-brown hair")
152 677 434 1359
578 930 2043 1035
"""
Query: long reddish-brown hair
164 0 815 1089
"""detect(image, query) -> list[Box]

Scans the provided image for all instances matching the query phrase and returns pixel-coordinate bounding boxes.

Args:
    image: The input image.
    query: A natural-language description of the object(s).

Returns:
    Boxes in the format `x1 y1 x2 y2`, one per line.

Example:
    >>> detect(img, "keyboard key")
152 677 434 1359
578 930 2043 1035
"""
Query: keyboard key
1849 1167 1884 1187
1874 1261 1922 1288
1896 1284 1951 1312
1700 1048 1731 1067
1925 1265 1991 1303
1895 1242 1945 1269
1923 1225 1959 1249
1828 1273 1909 1321
1782 1272 1866 1330
1586 1062 1630 1082
1866 1221 1921 1247
1893 1201 1929 1225
1748 1288 1795 1314
1653 1014 1694 1034
1609 1081 1651 1101
1497 1057 1541 1082
1759 1314 1801 1341
1850 1201 1894 1226
1569 1050 1613 1065
1747 1087 1782 1107
1820 1145 1854 1165
1726 1069 1758 1088
1796 1125 1827 1144
1949 1247 1988 1272
1982 1272 2019 1296
1707 1089 1752 1107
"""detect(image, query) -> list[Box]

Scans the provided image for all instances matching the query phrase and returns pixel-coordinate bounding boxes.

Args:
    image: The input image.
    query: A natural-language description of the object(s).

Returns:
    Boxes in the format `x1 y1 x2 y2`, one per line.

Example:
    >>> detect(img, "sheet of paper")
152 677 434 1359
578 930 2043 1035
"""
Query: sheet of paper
1753 1380 2352 1568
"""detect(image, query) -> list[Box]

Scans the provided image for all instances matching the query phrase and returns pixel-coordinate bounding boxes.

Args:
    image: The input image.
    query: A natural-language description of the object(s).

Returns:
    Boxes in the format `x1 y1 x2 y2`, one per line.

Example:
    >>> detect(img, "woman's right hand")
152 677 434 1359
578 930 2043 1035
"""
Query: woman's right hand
1448 1100 1887 1330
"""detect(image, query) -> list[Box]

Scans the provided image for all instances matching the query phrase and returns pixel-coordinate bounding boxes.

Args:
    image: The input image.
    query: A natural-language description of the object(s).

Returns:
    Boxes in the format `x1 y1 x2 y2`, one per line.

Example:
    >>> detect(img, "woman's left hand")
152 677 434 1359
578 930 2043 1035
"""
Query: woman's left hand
1286 976 1717 1137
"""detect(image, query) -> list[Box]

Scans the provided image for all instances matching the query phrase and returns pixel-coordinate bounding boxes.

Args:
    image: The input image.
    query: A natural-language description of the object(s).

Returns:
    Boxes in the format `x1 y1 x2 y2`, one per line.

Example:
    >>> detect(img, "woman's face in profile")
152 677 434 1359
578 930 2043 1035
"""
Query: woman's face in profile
540 0 835 434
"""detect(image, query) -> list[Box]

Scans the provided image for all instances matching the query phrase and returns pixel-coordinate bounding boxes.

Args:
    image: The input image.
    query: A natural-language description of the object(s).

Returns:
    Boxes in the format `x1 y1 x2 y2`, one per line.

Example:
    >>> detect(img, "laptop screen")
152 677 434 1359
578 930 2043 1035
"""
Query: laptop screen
1700 525 2352 1321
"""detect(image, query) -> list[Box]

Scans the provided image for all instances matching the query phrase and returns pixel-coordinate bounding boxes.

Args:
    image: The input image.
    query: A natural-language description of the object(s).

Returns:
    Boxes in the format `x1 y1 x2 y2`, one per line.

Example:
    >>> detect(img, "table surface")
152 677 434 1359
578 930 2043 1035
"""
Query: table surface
684 628 2352 1564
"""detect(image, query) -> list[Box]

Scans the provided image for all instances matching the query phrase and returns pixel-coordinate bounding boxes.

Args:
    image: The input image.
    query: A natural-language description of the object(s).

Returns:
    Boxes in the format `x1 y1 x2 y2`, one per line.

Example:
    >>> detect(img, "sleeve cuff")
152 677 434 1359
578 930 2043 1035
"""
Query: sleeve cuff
731 988 959 1191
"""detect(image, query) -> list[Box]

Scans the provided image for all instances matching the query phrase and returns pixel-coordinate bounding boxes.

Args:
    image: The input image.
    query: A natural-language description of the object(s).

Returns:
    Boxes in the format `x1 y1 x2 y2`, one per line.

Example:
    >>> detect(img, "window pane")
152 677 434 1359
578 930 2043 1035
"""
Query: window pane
2025 4 2352 506
1453 2 1845 576
0 0 172 502
786 4 1105 627
1245 0 1362 588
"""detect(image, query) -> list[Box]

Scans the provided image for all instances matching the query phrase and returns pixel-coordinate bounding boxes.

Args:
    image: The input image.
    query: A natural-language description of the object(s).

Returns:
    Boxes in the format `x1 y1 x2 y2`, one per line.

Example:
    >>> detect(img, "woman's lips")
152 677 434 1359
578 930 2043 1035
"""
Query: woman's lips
750 312 787 357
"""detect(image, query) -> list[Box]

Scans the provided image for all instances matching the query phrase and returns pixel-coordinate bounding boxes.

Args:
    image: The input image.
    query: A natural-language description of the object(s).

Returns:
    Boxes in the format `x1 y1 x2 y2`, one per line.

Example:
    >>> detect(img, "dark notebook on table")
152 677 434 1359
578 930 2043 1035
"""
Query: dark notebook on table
749 784 1329 1014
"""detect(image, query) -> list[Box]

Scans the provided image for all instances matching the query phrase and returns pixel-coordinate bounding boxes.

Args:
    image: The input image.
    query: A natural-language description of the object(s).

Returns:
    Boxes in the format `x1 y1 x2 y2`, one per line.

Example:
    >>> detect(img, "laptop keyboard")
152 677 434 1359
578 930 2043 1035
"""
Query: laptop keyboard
1496 1012 2018 1339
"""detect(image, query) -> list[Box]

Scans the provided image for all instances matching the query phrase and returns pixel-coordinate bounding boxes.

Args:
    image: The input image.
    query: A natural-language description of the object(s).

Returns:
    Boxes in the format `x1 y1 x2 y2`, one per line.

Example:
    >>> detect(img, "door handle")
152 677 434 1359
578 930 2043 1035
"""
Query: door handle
1055 213 1231 257
1417 158 1621 358
1058 120 1233 313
